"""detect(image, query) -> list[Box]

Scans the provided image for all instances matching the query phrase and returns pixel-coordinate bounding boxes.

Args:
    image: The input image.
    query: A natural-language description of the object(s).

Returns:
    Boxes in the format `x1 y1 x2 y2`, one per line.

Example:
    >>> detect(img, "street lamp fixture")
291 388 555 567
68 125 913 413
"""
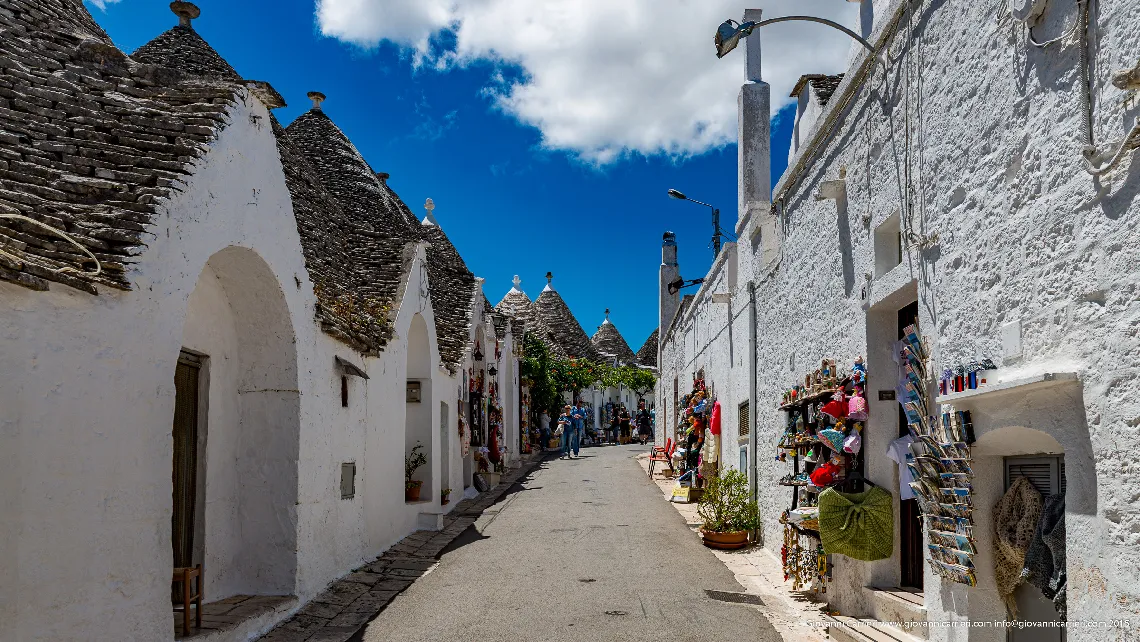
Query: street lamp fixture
666 188 735 257
667 276 705 295
490 312 508 335
714 16 877 59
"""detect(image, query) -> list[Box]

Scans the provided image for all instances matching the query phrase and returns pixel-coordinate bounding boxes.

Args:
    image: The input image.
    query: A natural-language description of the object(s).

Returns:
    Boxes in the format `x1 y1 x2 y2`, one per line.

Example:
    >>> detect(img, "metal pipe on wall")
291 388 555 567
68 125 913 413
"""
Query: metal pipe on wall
748 280 759 545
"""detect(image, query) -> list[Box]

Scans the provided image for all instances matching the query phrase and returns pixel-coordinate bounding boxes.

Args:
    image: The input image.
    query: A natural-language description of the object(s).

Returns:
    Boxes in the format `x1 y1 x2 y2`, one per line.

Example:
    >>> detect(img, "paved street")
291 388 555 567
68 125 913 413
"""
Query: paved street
359 444 781 642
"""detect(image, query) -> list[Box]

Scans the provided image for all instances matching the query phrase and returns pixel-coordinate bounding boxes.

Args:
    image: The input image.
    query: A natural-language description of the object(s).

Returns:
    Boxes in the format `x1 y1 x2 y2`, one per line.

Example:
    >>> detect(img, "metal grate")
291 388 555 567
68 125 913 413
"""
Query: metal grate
341 462 356 499
738 401 750 437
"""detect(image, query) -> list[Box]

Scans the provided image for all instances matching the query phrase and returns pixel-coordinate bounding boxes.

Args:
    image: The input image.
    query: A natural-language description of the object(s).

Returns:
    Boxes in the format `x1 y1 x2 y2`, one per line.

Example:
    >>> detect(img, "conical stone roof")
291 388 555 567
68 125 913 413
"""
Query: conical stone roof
495 278 568 360
591 311 636 365
132 25 242 81
533 276 600 361
635 328 659 368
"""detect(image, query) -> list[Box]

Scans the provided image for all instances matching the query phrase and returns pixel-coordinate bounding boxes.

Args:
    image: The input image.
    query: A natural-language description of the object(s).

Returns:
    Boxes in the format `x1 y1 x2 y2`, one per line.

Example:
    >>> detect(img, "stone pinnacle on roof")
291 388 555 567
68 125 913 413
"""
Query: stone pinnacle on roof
171 1 200 28
543 271 554 292
307 91 326 110
423 198 439 227
603 308 612 325
510 275 522 293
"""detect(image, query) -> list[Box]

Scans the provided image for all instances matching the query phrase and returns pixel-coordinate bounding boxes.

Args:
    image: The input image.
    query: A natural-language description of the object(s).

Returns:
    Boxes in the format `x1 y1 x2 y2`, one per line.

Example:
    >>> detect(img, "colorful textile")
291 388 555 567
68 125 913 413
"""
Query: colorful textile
818 486 894 561
993 477 1043 617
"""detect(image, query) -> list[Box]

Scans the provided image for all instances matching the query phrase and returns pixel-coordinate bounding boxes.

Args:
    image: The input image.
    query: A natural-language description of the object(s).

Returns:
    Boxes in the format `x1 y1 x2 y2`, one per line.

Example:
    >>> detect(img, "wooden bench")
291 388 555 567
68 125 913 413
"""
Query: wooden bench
648 438 675 477
172 564 203 636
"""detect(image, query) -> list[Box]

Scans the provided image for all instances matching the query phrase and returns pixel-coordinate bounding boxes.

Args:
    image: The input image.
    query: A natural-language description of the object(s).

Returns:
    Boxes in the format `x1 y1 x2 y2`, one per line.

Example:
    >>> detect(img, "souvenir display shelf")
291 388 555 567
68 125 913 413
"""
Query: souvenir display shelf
898 321 979 587
673 378 712 491
775 359 869 593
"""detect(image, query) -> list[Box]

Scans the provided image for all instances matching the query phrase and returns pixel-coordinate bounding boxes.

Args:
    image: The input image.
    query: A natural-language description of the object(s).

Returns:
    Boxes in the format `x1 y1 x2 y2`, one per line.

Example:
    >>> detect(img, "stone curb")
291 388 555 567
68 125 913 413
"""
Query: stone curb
255 453 550 642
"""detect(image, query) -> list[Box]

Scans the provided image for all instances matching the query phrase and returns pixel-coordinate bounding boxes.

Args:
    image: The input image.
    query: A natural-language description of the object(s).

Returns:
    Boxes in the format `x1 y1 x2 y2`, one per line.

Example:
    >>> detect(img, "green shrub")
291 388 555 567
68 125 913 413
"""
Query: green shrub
697 469 759 533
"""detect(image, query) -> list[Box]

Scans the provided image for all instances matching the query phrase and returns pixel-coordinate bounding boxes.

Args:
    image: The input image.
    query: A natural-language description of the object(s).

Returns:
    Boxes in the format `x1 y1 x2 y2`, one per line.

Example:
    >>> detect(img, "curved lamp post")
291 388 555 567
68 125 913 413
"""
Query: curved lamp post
714 16 876 59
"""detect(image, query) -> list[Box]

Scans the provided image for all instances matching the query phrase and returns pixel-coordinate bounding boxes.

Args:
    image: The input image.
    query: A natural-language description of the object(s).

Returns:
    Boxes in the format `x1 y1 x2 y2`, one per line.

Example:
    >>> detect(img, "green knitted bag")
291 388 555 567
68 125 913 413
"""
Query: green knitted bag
818 486 894 561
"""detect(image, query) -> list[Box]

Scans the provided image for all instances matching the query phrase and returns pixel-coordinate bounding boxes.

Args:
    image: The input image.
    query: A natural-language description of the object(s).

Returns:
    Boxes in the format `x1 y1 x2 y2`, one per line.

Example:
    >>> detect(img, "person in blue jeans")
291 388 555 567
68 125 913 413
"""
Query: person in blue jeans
570 401 586 456
558 405 578 459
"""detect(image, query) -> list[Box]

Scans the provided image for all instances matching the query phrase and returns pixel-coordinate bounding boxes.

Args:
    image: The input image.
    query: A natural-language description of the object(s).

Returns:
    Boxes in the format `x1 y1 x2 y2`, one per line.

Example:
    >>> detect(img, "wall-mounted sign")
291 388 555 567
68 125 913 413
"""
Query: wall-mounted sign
406 380 422 403
878 390 896 401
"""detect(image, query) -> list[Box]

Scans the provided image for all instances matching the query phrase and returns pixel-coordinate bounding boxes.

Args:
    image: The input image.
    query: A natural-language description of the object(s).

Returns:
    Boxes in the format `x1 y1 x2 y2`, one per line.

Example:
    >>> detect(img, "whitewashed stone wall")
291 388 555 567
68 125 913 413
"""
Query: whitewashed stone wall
658 0 1140 638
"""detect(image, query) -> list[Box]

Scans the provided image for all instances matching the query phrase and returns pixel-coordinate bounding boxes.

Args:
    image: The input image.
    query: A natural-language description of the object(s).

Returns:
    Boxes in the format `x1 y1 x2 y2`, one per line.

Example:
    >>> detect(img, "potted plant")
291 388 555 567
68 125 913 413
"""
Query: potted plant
405 443 427 502
441 488 452 505
696 469 759 550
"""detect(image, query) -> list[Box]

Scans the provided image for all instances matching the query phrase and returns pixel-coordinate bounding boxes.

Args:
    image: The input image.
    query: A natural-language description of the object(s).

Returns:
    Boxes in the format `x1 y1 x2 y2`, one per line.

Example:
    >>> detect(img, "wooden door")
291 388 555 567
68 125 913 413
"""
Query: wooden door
172 352 200 579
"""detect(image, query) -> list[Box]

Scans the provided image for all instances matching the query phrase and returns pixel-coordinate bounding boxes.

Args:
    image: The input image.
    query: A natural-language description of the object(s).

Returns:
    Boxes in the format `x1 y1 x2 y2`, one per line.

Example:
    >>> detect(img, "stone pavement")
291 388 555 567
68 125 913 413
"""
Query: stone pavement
255 454 548 642
635 453 831 642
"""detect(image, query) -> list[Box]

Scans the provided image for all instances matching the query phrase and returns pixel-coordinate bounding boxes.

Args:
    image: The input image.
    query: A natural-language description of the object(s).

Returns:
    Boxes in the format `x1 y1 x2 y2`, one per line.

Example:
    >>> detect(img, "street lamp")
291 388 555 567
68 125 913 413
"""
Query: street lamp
714 15 876 59
667 188 735 257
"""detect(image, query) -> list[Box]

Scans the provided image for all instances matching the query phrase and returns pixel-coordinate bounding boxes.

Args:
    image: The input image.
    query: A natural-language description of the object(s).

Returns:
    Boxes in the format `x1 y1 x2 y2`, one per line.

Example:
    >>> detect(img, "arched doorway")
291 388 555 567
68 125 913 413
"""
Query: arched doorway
405 314 433 501
174 246 300 600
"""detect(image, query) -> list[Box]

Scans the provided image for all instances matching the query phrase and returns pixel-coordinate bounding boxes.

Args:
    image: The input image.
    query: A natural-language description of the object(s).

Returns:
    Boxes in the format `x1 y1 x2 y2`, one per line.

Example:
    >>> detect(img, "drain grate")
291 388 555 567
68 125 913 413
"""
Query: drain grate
579 578 596 583
604 611 628 616
704 590 764 606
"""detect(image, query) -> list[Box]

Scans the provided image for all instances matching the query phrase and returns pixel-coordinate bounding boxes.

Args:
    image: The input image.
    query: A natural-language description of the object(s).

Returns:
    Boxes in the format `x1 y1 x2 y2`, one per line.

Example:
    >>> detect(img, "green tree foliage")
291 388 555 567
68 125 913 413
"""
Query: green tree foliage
520 334 560 416
550 358 601 400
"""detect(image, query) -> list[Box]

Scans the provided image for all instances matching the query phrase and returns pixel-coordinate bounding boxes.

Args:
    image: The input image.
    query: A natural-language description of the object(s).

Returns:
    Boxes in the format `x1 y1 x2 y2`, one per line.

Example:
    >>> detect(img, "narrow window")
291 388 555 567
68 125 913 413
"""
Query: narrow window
738 401 750 438
341 375 348 407
340 462 356 499
874 211 903 277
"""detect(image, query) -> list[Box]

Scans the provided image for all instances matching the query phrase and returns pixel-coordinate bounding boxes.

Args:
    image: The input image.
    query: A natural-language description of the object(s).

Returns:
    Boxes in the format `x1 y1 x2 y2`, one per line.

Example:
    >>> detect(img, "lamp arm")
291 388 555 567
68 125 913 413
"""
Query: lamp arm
752 16 876 54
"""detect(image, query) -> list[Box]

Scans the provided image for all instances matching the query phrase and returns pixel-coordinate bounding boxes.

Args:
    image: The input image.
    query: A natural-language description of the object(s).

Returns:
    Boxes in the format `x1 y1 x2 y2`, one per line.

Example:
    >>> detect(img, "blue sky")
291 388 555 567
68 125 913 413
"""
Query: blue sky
86 0 819 350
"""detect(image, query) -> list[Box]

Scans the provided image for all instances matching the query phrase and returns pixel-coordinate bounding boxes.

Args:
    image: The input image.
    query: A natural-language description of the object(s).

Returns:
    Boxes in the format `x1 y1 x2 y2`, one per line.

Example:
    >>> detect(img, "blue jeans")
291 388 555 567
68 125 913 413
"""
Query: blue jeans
562 427 580 456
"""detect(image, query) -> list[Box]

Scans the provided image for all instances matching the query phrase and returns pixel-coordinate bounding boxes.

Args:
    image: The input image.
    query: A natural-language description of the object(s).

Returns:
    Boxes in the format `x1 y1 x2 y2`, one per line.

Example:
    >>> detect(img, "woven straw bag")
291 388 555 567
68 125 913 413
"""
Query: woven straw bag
818 486 894 561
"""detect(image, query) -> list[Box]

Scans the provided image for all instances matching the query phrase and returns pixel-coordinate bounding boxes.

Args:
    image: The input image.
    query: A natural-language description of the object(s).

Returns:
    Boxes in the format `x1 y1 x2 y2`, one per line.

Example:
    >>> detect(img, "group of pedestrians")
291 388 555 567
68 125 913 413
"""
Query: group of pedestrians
536 400 655 460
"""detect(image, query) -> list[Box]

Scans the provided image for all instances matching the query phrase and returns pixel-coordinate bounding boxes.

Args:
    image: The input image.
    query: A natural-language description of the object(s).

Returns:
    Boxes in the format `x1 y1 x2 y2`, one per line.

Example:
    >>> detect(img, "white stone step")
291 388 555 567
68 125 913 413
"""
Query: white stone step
866 588 927 640
825 615 923 642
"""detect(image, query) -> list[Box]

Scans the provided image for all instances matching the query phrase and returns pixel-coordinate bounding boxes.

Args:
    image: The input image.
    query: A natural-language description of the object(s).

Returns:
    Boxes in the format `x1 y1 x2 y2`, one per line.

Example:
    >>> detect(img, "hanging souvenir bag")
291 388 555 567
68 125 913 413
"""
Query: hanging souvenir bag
817 486 894 561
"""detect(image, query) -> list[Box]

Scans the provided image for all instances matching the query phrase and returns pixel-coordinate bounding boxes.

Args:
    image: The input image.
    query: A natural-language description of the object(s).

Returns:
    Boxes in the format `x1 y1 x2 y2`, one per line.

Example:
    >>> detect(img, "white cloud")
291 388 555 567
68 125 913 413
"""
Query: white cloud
85 0 120 9
316 0 859 164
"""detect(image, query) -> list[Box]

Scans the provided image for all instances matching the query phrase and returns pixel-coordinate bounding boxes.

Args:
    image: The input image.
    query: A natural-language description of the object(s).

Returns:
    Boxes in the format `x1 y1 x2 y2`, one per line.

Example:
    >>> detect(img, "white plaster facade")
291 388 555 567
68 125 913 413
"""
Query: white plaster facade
0 84 520 640
655 1 1139 639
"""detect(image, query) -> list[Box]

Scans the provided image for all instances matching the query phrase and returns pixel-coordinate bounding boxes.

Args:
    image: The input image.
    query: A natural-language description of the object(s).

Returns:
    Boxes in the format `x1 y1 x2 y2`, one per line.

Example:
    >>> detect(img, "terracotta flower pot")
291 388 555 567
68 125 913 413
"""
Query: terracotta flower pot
405 481 423 502
699 528 749 550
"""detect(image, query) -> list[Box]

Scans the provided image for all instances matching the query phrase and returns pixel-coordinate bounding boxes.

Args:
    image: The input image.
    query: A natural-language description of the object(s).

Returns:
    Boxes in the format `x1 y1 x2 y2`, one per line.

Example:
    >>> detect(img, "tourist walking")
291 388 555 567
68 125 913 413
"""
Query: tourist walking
558 405 578 459
636 403 651 445
570 400 585 457
609 407 620 444
539 409 551 451
619 405 631 443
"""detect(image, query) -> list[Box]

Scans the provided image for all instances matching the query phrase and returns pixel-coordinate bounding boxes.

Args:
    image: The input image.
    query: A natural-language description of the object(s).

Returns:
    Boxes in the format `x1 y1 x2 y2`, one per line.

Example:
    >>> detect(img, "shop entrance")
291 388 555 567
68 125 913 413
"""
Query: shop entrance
897 301 923 590
1006 456 1066 642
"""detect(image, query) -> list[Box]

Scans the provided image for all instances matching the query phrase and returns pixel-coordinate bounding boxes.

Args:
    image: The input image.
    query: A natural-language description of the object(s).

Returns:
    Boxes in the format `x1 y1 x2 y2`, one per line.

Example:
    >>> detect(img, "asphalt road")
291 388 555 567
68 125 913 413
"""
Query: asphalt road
359 444 781 642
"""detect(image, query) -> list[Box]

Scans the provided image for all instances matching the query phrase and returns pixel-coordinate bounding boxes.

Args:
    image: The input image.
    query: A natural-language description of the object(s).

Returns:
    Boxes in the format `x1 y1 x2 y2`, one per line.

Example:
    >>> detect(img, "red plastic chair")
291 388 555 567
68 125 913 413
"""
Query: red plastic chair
648 438 675 476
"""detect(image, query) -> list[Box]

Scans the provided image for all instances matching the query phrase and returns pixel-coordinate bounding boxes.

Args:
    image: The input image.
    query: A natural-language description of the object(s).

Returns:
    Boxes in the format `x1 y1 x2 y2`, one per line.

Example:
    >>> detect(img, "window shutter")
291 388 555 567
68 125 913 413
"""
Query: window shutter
738 401 750 437
1004 456 1064 497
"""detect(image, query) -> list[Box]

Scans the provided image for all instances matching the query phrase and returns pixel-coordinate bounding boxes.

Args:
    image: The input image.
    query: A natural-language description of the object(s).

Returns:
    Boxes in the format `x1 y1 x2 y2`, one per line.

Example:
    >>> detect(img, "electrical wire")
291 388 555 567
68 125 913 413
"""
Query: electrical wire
0 213 102 277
